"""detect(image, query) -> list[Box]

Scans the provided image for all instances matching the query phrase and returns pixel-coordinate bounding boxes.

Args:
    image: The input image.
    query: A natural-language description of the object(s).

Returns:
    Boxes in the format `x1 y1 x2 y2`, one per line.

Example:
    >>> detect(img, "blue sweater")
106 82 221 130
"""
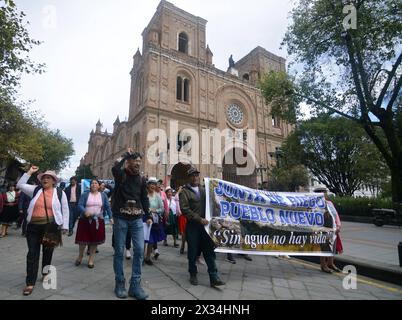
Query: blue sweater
78 191 112 219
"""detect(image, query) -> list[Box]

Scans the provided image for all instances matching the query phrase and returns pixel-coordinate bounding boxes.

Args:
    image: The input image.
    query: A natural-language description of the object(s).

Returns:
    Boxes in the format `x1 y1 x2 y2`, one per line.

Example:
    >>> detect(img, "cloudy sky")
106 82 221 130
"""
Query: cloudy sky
17 0 294 179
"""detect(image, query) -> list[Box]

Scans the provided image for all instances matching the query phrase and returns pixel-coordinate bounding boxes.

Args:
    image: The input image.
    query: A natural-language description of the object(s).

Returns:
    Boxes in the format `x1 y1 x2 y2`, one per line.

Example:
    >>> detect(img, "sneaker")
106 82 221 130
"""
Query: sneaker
226 257 236 264
68 231 73 237
125 250 132 260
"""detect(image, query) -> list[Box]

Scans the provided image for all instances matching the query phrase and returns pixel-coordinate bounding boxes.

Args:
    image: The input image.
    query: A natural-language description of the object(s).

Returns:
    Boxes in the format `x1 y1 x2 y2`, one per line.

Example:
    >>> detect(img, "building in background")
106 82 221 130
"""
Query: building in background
81 0 292 188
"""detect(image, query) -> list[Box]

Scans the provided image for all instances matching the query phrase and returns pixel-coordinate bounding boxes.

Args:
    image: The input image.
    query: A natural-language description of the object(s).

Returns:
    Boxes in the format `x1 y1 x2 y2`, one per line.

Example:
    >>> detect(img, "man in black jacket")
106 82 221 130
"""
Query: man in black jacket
179 166 225 288
112 148 152 300
64 176 81 236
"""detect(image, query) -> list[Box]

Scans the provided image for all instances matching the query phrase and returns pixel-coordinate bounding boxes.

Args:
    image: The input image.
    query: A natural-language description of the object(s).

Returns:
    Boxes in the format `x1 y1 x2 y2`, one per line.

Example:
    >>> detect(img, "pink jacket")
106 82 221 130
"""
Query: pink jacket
160 191 169 221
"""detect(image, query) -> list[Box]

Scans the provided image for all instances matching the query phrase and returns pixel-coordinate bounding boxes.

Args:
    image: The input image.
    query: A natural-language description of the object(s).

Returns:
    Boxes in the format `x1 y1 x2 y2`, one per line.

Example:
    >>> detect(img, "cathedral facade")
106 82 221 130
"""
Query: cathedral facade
81 0 292 189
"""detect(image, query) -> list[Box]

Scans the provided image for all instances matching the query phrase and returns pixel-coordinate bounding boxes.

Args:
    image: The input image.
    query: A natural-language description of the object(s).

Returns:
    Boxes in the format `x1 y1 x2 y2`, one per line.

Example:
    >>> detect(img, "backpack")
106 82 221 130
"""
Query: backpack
33 186 63 206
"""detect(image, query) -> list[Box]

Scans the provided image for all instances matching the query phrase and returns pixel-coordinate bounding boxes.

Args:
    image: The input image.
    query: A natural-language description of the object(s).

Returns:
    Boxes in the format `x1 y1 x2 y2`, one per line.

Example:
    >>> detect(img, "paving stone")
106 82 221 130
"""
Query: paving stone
273 287 293 299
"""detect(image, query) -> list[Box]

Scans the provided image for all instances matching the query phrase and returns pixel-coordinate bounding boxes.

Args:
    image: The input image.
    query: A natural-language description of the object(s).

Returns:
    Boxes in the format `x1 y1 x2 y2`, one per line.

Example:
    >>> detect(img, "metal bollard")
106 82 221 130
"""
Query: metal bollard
399 242 402 267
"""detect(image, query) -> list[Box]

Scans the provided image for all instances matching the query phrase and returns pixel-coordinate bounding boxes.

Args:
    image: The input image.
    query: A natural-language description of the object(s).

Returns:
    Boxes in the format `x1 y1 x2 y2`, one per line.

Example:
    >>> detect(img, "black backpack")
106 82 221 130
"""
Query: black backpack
33 186 63 206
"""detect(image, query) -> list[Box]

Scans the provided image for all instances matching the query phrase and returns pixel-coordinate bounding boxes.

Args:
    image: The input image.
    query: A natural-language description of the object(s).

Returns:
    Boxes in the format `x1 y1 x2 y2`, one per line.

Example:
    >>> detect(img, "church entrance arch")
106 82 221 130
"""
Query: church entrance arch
170 162 192 190
222 148 257 188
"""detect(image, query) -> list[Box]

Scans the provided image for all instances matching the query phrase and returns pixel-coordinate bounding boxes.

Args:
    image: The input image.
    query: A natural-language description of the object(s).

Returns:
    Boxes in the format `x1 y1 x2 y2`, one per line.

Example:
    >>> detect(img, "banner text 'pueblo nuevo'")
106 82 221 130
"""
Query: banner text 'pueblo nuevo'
205 179 337 256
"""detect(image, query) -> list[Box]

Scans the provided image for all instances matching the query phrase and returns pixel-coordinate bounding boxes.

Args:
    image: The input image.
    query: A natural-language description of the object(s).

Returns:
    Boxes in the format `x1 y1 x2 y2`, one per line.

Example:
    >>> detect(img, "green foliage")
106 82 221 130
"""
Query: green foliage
282 116 389 196
0 0 45 96
0 96 42 162
260 0 402 201
33 128 74 172
75 164 96 181
268 164 309 192
260 71 299 123
0 1 73 173
331 196 394 217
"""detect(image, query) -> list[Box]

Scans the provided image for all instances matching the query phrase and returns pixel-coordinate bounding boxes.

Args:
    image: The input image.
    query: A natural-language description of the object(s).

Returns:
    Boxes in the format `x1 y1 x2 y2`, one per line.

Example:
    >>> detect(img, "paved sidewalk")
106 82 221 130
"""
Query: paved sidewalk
0 224 401 300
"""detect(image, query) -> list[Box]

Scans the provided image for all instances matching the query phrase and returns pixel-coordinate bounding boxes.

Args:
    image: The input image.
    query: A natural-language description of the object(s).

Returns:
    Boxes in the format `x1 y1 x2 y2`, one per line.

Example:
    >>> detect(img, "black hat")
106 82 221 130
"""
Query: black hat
187 166 200 176
124 151 142 160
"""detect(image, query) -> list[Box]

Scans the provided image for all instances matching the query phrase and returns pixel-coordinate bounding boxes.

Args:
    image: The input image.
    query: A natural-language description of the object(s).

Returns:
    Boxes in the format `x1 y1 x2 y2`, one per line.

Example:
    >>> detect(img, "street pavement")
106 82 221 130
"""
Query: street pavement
341 221 402 267
0 223 401 300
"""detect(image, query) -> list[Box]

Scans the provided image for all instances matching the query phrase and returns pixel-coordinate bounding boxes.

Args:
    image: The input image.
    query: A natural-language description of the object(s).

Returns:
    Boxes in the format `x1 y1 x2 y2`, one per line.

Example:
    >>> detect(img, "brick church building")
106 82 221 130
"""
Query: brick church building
81 0 292 188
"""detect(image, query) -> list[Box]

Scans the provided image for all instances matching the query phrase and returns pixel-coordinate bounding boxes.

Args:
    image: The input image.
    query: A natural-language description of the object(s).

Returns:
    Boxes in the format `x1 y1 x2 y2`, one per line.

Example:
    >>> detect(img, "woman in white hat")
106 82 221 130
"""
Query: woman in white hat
16 166 69 296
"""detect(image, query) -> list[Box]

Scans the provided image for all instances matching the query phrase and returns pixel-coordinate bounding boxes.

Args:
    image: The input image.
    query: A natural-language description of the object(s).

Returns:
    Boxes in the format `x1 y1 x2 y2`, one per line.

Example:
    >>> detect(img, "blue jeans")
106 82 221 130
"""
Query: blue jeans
68 203 79 232
113 217 144 284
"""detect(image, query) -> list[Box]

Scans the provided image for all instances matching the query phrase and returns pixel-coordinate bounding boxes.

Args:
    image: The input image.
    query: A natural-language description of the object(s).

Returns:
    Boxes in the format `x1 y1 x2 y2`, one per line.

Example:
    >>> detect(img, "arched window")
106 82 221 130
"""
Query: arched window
176 75 190 103
176 77 182 100
183 79 189 102
178 32 188 54
272 115 280 127
242 73 249 81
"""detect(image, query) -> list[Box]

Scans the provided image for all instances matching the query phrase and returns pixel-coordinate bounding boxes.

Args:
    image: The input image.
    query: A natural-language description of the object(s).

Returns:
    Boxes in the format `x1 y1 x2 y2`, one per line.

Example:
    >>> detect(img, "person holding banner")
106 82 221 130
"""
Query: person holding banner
179 166 225 288
314 187 342 273
326 199 342 272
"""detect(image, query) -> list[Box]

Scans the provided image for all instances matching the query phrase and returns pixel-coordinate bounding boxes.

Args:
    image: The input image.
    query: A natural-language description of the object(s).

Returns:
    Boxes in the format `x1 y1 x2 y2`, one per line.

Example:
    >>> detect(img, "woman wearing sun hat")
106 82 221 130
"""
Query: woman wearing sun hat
16 166 69 296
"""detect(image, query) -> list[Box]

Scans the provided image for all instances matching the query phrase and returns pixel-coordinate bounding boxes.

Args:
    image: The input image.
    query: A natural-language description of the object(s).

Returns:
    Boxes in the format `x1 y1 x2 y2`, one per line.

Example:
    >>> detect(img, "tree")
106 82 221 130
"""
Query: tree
0 98 42 163
0 1 73 175
282 116 390 197
75 164 95 181
33 128 74 172
260 0 402 201
0 0 44 97
268 164 309 192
